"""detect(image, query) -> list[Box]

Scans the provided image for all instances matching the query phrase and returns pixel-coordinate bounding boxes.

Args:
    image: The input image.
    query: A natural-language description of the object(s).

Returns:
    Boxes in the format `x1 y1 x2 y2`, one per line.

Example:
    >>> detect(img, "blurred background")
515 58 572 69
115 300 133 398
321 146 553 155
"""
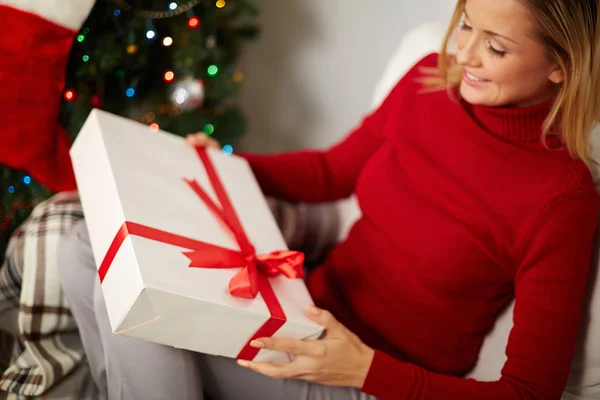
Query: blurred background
0 0 454 260
237 0 454 152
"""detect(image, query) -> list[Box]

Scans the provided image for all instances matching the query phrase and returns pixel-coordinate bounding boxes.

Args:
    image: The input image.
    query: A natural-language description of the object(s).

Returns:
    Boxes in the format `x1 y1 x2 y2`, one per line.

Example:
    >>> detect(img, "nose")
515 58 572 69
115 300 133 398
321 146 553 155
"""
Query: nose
456 35 482 68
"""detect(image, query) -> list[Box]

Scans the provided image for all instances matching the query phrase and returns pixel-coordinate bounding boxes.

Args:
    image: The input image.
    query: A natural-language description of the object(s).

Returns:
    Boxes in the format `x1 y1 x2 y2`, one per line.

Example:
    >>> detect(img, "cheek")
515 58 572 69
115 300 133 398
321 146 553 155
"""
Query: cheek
488 60 541 88
486 61 526 86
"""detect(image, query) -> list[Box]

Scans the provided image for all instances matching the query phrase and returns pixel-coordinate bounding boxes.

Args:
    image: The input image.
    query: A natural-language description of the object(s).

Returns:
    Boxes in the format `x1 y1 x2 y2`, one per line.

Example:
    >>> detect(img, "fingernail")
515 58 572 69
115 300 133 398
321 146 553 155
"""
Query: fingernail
308 305 320 315
250 340 264 348
237 360 250 367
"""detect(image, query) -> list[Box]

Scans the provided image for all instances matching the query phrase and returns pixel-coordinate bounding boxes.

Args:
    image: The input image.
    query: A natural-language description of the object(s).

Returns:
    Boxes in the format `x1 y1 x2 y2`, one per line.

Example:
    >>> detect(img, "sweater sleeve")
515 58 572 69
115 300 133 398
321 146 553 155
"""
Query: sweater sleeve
239 55 434 203
361 189 600 400
240 102 390 203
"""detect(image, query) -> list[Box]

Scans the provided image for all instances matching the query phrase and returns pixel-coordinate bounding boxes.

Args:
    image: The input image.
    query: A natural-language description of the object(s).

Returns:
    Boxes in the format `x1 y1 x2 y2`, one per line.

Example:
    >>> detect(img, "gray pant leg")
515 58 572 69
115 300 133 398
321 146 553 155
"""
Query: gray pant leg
61 220 376 400
58 220 109 399
199 354 376 400
59 220 204 400
93 274 204 400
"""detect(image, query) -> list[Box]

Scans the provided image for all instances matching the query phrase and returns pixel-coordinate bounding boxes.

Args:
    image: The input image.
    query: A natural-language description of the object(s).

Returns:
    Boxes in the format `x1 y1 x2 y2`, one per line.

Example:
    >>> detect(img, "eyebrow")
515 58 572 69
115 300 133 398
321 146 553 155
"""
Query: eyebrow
463 10 522 46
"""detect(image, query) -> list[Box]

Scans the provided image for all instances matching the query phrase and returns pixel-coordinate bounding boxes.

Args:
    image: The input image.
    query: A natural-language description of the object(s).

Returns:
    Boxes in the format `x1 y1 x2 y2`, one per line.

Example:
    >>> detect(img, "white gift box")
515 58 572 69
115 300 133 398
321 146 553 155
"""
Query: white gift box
70 109 323 362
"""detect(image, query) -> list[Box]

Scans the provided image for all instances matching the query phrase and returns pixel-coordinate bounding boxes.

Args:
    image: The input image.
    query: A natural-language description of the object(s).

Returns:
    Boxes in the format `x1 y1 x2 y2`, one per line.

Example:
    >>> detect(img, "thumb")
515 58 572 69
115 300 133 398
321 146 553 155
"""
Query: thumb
308 306 343 335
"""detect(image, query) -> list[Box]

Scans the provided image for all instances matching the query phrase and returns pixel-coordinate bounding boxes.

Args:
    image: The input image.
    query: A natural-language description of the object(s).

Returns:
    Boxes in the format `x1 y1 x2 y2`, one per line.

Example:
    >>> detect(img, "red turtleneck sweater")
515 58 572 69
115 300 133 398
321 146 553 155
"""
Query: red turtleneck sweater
242 54 600 399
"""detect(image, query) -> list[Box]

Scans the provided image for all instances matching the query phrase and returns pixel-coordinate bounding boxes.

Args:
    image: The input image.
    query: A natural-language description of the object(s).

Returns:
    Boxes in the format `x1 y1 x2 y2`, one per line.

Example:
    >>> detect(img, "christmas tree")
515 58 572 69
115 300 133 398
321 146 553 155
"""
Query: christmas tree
0 0 259 260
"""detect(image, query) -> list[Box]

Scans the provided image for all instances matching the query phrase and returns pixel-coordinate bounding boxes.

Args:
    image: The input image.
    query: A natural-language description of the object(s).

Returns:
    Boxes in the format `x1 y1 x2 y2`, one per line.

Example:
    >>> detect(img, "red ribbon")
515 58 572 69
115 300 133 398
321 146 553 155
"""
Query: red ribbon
97 147 305 360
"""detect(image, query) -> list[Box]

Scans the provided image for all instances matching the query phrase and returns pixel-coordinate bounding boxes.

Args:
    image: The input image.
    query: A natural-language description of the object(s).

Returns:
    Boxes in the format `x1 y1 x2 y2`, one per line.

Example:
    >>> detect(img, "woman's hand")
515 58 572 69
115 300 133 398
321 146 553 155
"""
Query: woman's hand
185 132 220 149
237 306 375 388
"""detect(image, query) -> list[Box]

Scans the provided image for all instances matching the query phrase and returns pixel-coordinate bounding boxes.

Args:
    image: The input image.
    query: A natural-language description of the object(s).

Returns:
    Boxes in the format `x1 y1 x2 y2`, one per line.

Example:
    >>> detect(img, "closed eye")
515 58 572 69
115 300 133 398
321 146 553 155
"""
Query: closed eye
485 41 506 58
460 21 473 31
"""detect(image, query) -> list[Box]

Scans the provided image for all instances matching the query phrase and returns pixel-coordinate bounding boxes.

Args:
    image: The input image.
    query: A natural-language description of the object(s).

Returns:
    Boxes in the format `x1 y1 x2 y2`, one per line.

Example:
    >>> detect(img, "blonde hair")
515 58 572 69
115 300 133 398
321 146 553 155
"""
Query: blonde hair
426 0 600 163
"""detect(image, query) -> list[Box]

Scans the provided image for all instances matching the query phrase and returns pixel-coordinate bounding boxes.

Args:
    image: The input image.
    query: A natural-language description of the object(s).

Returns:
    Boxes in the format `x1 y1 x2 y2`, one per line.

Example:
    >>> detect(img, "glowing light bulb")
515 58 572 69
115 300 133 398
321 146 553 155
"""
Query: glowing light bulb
64 89 76 101
222 145 233 155
188 16 200 29
164 71 175 82
204 124 215 135
207 65 219 76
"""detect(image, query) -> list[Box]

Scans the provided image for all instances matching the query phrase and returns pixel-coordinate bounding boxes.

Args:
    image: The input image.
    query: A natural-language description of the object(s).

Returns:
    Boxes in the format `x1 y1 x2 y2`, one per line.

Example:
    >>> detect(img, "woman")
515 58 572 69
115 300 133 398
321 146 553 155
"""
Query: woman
59 0 600 398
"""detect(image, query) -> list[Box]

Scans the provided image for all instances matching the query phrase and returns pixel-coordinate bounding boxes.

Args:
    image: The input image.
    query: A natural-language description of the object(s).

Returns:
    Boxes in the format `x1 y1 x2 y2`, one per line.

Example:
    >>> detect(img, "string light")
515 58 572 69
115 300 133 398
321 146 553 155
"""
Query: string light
91 95 103 108
143 112 156 123
149 122 160 131
77 34 85 43
64 89 76 101
112 0 202 19
82 54 90 62
206 36 216 48
7 186 15 194
164 71 175 82
23 176 31 185
126 88 135 97
207 65 219 76
0 202 33 231
114 9 121 16
126 44 138 54
188 16 200 29
216 0 226 8
162 36 173 46
222 145 233 155
233 72 243 83
145 18 157 41
169 2 178 10
204 124 215 135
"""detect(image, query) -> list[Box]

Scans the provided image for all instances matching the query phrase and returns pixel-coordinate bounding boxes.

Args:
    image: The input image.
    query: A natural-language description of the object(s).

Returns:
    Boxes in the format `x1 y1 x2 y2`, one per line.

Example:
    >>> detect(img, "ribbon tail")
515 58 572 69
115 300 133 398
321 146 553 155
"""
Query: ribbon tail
184 244 246 269
229 265 259 299
236 275 287 360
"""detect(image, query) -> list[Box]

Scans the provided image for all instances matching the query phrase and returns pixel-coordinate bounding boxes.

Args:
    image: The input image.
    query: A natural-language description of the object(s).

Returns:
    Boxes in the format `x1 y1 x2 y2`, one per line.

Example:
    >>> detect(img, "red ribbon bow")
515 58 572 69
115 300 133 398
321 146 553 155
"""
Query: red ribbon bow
98 147 305 360
184 249 305 299
181 149 304 299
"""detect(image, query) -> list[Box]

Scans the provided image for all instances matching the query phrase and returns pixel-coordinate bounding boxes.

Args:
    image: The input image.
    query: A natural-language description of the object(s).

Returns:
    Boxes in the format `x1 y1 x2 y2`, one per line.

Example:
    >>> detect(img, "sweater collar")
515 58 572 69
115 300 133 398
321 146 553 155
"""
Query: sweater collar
460 91 554 143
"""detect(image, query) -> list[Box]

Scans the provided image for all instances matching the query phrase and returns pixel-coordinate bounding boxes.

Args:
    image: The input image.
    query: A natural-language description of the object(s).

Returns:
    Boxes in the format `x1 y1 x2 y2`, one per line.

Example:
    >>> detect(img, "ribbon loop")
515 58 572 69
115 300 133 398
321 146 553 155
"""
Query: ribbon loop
254 251 305 279
188 250 305 298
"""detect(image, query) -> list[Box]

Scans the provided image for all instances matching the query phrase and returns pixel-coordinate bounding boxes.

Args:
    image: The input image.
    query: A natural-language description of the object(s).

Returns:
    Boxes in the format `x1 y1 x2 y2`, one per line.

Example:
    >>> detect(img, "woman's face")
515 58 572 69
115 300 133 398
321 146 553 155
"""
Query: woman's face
456 0 564 107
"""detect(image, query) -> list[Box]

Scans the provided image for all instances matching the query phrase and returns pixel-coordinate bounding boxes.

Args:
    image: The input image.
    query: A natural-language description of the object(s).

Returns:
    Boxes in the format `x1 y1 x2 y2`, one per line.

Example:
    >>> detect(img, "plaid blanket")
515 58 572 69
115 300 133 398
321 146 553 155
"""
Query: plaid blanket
0 192 341 397
0 192 86 398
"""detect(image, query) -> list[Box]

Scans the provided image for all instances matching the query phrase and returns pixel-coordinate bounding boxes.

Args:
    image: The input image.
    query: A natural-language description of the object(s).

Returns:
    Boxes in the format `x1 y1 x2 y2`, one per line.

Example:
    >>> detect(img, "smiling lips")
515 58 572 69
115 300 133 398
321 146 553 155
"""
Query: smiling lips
463 70 491 86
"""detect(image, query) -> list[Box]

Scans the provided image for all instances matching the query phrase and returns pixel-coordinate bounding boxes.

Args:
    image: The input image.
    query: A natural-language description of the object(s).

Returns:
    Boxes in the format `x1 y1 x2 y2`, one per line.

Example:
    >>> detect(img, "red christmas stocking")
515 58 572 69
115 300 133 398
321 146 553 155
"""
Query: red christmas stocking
0 0 96 192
